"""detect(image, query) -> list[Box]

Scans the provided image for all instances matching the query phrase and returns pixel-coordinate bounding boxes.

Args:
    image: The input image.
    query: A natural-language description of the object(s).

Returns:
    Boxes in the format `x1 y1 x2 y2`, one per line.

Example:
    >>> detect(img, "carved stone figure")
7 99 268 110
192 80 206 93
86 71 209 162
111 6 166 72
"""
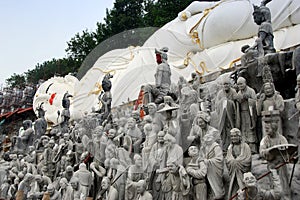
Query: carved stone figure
136 180 153 200
73 163 92 198
160 161 190 200
100 176 118 200
164 134 183 166
252 1 275 54
42 184 61 200
187 111 220 149
153 47 171 104
237 170 281 200
199 132 224 199
141 123 156 172
259 110 291 200
16 173 34 200
59 92 73 132
98 73 113 124
186 145 207 200
64 176 82 200
226 128 251 199
125 154 145 200
148 131 167 200
215 77 237 152
236 77 257 153
147 103 164 134
126 117 143 154
19 120 35 152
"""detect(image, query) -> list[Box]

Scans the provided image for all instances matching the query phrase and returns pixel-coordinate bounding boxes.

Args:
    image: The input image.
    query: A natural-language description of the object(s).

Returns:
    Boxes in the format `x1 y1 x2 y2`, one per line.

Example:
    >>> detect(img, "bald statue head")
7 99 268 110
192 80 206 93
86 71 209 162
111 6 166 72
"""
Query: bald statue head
237 77 247 91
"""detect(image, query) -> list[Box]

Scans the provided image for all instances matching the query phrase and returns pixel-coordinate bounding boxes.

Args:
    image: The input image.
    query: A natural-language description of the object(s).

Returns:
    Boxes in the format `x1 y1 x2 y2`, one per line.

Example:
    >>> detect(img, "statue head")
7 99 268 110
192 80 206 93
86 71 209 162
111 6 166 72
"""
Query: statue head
59 178 68 189
35 174 42 184
143 123 152 135
237 77 247 91
70 177 79 190
222 77 231 92
188 145 199 157
147 103 157 115
102 73 113 92
263 82 275 97
134 154 143 167
22 120 32 130
107 129 116 139
127 117 136 129
167 161 178 174
262 110 280 137
252 5 264 25
196 111 210 129
155 47 169 64
157 131 166 144
164 133 176 146
47 184 55 196
101 177 111 190
230 128 242 144
243 172 257 188
136 180 147 195
62 92 72 109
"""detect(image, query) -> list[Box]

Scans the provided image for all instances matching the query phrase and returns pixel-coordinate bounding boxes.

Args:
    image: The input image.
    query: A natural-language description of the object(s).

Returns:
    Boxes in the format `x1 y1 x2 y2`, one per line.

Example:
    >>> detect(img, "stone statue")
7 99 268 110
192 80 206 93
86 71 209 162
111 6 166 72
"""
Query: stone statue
34 103 47 140
109 158 127 200
100 176 118 200
64 176 82 200
141 123 156 172
146 103 164 134
59 92 73 132
16 173 34 200
259 110 291 200
215 77 238 152
148 131 167 200
187 111 220 150
98 73 113 124
160 161 190 200
58 178 68 199
126 117 143 154
73 163 92 198
236 77 257 153
256 82 284 137
252 1 276 55
225 128 252 199
237 170 281 200
153 47 171 104
136 180 153 200
163 134 183 167
42 184 61 200
125 154 145 200
186 145 207 200
199 132 224 199
19 120 35 152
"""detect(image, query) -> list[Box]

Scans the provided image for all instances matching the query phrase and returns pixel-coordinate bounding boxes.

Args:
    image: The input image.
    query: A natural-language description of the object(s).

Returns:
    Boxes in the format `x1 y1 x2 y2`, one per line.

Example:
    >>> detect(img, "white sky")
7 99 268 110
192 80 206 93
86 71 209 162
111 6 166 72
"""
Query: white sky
0 0 114 87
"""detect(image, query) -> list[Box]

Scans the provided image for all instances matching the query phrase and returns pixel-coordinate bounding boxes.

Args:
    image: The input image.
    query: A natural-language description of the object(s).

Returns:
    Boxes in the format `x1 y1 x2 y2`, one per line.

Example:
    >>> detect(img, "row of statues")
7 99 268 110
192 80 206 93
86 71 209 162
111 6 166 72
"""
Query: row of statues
1 1 299 199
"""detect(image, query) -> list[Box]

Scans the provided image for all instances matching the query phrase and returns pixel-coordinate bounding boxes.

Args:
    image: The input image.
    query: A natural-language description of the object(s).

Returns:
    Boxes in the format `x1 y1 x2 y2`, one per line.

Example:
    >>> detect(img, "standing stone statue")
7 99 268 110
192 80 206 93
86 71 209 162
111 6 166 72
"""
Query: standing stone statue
19 120 35 152
59 92 73 132
252 0 276 55
199 132 224 200
236 77 257 153
215 77 238 152
73 163 92 198
34 103 47 140
154 47 171 104
225 128 251 199
186 145 207 200
98 73 113 124
100 177 118 200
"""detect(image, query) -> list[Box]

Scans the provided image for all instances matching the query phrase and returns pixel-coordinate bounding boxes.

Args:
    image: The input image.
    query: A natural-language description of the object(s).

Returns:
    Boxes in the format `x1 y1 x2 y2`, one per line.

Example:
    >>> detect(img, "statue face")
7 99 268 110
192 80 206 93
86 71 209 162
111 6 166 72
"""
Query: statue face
59 181 67 189
243 173 257 187
223 81 230 91
136 182 146 194
135 157 143 167
253 11 263 25
264 84 274 97
157 134 165 143
127 119 136 129
148 105 156 115
237 80 246 91
167 163 178 174
188 146 199 157
230 132 241 144
264 122 277 136
70 181 78 189
101 179 109 190
197 118 207 129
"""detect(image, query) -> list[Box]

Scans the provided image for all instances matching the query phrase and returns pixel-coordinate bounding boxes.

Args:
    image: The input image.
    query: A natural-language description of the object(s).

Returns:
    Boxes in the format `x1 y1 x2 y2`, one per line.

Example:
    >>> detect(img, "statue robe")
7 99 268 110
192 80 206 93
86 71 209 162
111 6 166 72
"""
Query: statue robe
226 142 251 199
200 142 224 199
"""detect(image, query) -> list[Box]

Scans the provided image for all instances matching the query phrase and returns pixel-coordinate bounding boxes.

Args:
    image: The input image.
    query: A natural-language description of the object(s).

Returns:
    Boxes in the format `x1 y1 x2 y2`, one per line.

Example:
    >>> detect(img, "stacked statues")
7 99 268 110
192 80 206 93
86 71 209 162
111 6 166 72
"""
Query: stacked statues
1 1 300 198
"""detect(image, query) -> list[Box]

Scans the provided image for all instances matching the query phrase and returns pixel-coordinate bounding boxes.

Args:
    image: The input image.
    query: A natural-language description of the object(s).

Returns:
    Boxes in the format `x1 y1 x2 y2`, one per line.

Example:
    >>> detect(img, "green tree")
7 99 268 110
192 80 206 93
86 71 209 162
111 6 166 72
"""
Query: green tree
5 73 26 89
